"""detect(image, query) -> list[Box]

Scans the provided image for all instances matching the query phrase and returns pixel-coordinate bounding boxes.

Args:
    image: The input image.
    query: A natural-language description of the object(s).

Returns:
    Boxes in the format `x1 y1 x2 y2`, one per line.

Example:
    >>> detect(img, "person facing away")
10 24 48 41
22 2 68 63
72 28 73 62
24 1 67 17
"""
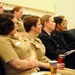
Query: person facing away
51 16 75 69
23 15 75 75
0 13 40 75
0 2 4 14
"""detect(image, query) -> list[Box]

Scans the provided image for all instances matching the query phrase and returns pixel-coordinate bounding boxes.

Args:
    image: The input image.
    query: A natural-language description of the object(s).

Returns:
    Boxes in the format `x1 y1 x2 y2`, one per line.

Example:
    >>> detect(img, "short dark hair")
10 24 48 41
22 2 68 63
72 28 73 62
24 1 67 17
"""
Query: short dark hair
54 16 63 29
23 15 40 32
0 13 14 35
54 17 63 25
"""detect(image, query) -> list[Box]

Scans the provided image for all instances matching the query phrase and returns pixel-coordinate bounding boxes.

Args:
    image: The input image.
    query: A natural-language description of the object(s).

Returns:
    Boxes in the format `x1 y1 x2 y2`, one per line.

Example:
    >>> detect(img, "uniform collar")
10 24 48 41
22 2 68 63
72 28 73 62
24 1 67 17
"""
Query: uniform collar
26 33 37 41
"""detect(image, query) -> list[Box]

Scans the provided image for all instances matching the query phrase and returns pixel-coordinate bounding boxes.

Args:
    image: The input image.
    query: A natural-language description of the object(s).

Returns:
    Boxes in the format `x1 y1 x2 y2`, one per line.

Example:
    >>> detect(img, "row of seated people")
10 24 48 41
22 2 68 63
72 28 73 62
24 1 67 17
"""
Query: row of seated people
51 16 75 69
38 15 75 69
0 2 75 75
0 2 9 75
0 13 75 75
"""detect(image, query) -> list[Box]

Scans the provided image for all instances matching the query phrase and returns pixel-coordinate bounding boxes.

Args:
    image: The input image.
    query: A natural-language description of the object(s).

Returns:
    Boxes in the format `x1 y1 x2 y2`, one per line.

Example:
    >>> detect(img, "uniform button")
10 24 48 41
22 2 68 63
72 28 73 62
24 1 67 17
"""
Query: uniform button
57 44 59 47
57 49 58 51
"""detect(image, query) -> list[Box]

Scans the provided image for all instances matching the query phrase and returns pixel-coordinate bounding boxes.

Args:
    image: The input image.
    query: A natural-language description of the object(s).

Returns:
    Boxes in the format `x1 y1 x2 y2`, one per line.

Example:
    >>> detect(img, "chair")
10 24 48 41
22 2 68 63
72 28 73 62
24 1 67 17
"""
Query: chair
69 28 75 38
0 60 6 75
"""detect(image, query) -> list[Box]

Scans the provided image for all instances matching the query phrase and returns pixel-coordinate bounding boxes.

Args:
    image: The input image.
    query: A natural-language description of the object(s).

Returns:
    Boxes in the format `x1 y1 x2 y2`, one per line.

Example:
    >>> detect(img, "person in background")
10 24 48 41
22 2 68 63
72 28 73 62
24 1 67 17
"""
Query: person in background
11 6 26 36
0 2 4 14
58 15 68 31
51 16 75 69
0 13 39 75
51 16 69 54
59 15 75 50
0 2 6 75
23 15 75 75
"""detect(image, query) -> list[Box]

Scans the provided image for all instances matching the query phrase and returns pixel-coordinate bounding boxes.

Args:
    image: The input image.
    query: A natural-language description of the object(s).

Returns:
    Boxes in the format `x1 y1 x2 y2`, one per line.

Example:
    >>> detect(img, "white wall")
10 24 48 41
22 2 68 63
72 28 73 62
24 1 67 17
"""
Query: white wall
1 0 55 12
1 0 55 17
1 0 75 29
3 3 53 17
55 0 75 30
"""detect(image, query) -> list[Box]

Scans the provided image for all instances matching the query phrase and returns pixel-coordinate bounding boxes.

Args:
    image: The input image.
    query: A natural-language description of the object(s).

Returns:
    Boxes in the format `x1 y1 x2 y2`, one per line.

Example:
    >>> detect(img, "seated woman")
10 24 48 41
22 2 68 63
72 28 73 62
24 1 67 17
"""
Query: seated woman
11 6 26 37
0 13 39 75
23 15 75 75
51 16 75 69
59 15 75 50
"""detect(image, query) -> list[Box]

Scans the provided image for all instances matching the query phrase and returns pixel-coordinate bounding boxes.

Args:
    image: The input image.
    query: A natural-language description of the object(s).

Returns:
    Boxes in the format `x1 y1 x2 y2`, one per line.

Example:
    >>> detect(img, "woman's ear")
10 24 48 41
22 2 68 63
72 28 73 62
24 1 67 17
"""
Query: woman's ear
44 21 47 24
55 24 60 29
44 21 48 27
57 24 60 28
31 26 36 31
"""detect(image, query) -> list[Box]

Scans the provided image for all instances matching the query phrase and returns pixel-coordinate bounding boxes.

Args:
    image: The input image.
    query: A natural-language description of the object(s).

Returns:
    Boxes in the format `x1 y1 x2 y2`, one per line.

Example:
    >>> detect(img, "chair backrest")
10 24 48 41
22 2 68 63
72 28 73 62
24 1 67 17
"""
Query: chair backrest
69 29 75 38
0 60 6 75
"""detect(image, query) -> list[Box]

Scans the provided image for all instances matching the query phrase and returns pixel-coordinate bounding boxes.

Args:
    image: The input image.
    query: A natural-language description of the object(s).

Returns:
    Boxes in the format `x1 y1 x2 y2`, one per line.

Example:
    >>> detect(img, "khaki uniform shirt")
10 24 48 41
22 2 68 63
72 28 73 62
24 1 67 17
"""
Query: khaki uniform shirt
16 19 25 32
21 34 75 75
0 34 38 75
23 33 50 63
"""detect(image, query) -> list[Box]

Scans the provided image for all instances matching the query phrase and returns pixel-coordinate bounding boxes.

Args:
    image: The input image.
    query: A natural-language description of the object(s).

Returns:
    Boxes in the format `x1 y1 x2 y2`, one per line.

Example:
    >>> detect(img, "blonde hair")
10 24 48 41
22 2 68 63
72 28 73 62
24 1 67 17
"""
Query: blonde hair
41 15 51 27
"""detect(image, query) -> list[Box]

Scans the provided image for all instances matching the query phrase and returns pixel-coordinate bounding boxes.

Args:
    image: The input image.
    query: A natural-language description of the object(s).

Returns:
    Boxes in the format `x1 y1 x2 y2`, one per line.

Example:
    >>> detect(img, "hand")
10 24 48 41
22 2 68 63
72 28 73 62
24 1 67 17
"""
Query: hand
26 50 39 69
27 59 39 69
57 63 65 70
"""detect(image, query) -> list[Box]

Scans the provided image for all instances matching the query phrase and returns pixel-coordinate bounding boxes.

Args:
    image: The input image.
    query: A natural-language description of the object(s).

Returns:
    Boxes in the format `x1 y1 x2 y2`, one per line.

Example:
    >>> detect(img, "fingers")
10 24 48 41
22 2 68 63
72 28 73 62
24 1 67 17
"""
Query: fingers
57 63 65 69
60 65 65 70
28 59 39 69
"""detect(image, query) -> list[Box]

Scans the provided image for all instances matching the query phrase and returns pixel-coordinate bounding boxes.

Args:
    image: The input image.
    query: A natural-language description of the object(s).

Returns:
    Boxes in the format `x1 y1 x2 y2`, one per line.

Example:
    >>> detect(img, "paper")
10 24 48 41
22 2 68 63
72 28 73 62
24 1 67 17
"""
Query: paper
64 50 75 56
31 72 45 75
